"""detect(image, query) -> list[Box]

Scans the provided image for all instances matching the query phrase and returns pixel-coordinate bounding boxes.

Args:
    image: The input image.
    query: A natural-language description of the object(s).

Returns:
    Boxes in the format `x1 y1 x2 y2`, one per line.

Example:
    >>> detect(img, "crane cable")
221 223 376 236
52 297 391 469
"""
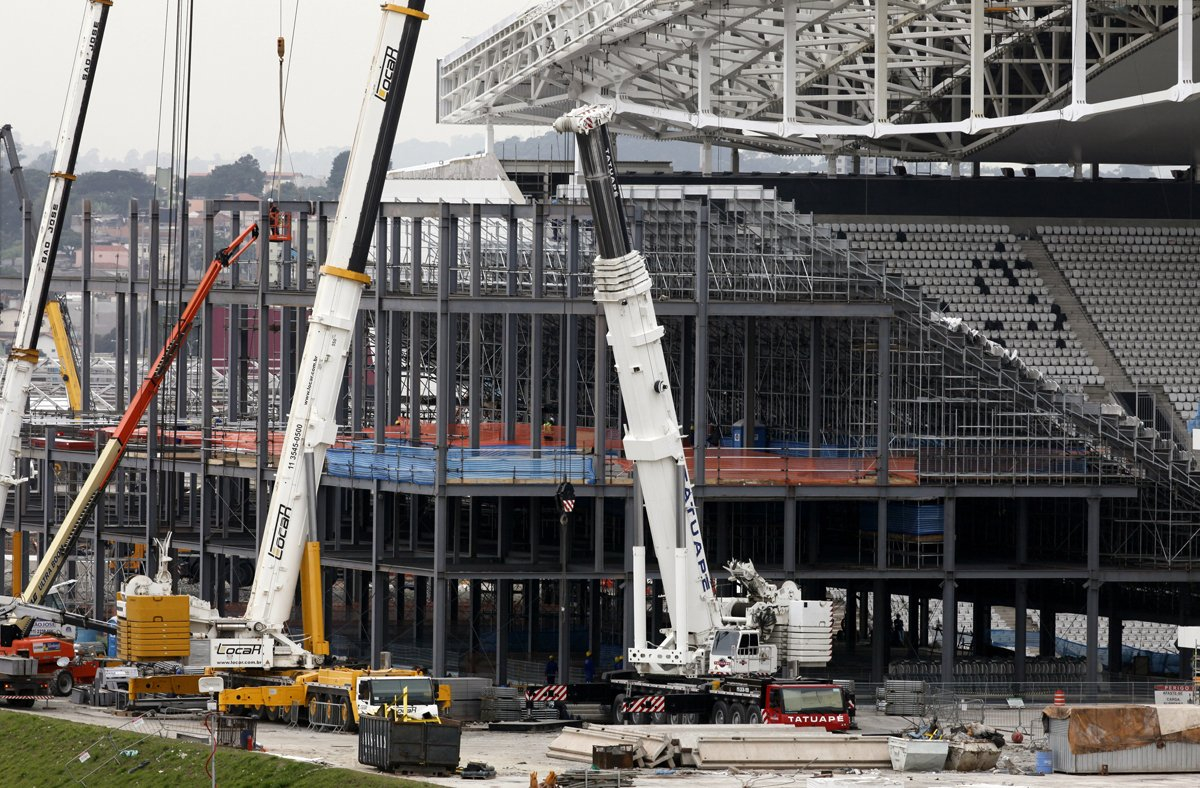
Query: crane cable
269 0 301 205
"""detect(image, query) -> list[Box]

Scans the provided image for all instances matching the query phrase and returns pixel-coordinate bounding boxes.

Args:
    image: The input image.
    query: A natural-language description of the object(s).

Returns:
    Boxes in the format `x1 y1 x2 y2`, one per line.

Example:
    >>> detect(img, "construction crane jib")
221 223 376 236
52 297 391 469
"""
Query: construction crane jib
554 105 722 674
0 0 111 530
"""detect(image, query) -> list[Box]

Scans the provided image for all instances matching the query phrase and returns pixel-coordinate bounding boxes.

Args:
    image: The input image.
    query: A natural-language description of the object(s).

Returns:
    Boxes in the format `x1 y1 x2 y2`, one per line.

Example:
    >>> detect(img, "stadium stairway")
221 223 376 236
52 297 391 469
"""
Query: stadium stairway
1020 235 1132 400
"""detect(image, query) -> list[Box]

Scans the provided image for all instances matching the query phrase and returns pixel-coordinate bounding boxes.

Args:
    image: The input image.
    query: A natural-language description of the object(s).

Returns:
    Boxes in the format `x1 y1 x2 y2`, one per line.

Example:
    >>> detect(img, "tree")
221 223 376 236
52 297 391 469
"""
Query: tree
327 150 350 194
191 153 264 198
74 169 154 214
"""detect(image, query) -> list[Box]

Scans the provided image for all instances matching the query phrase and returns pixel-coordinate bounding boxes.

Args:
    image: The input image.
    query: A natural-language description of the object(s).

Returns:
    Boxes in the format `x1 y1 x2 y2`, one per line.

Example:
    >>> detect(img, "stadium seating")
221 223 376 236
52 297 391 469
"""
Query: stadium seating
834 222 1102 388
1040 224 1200 424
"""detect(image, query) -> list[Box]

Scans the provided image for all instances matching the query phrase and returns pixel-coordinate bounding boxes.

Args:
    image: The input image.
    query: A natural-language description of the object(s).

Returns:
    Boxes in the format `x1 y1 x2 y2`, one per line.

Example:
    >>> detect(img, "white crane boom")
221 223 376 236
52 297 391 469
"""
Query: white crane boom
554 106 723 671
0 0 112 530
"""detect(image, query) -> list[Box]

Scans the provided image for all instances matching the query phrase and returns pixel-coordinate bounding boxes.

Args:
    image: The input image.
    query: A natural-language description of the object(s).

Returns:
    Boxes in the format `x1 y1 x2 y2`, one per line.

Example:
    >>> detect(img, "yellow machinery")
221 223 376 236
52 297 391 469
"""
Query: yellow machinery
218 667 449 730
45 296 83 414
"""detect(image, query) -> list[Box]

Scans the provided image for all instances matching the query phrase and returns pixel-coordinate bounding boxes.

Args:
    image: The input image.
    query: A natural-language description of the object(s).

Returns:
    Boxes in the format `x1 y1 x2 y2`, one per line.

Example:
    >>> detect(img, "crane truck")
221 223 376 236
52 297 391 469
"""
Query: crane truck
535 105 845 729
111 0 433 726
0 0 112 540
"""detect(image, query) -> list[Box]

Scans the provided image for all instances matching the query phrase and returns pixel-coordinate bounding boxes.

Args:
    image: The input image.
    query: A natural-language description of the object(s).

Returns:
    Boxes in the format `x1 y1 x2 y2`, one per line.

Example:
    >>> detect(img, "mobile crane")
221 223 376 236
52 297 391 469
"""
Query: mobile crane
116 1 430 716
0 0 112 535
539 105 839 726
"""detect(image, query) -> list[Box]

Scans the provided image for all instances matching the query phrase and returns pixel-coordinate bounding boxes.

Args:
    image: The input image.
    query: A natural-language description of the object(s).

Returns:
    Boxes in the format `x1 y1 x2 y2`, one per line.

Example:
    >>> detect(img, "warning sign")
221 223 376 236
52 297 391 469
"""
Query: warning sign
1154 684 1193 704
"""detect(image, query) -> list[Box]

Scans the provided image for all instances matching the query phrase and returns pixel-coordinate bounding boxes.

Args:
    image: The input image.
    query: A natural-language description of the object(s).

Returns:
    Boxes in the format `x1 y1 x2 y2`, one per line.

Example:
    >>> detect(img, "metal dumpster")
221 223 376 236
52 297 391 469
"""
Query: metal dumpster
358 715 462 773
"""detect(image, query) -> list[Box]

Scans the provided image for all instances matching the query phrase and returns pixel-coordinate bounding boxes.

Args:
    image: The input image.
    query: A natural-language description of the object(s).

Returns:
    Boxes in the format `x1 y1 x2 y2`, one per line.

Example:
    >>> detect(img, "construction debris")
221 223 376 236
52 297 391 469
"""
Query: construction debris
548 724 890 770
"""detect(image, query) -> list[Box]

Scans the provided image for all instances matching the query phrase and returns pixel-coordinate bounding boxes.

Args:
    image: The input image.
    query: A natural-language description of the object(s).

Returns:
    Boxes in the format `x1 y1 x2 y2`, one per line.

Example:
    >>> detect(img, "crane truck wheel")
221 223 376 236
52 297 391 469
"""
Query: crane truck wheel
610 693 627 725
650 710 669 725
710 700 730 724
52 669 75 697
747 704 762 724
729 703 747 725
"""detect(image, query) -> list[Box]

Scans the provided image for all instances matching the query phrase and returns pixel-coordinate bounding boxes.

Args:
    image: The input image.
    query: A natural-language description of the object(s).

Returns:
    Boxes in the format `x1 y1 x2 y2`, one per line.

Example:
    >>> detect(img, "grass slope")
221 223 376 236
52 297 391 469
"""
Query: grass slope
0 709 429 787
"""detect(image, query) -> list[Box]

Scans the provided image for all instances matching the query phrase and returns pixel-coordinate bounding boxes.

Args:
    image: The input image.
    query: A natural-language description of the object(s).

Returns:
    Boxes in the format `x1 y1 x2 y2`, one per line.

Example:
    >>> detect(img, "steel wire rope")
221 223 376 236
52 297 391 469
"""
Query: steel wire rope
156 0 195 572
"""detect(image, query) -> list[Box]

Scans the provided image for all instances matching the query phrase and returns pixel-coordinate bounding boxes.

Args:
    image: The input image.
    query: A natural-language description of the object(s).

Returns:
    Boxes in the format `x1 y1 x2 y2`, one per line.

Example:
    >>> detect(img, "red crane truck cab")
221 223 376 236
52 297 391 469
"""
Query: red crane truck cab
763 683 854 731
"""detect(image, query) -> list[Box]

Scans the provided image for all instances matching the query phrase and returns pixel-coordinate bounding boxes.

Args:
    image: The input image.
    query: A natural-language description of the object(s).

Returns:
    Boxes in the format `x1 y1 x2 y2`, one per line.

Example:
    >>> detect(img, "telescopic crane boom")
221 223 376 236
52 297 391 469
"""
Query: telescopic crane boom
1 125 30 205
554 106 723 674
555 106 834 679
121 0 430 673
0 0 112 532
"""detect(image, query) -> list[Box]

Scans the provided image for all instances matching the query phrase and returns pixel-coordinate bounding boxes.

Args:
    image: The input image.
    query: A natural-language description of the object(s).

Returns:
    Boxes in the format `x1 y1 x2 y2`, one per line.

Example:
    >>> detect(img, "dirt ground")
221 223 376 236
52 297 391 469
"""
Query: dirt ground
16 701 1200 788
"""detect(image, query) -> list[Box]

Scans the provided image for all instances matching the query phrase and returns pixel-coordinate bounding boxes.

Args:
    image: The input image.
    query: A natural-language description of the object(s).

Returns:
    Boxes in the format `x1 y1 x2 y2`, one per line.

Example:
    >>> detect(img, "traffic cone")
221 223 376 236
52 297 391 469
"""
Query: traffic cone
1053 689 1066 706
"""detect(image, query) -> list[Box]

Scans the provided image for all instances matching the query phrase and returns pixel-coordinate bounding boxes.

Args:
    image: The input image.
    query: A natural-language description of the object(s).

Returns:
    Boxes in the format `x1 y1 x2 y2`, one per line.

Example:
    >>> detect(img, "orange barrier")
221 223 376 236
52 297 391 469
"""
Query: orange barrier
35 418 917 486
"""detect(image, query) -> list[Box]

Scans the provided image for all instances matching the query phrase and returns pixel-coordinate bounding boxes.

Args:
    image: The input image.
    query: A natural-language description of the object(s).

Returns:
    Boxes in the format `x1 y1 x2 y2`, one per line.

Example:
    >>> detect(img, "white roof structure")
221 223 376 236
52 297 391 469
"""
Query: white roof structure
438 0 1200 163
382 153 526 204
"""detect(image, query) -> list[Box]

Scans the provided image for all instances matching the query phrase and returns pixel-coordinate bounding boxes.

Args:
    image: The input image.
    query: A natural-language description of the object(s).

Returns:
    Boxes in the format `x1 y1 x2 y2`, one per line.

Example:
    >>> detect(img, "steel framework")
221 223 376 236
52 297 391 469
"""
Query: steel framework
438 0 1200 160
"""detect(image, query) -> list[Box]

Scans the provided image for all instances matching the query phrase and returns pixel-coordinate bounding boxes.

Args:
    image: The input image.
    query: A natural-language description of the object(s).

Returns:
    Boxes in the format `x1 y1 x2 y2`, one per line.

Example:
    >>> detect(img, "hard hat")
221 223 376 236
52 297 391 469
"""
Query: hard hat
586 650 592 657
615 655 624 662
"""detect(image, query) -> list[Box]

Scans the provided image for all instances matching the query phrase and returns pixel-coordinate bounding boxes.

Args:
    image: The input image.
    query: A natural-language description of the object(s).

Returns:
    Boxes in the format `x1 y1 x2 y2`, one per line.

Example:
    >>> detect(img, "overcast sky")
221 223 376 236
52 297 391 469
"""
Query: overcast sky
3 0 539 166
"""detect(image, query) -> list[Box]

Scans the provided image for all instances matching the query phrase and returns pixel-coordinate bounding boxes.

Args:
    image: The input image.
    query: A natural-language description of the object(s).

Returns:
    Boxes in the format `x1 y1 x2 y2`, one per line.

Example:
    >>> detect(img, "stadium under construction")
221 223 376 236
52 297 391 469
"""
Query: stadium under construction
6 0 1200 691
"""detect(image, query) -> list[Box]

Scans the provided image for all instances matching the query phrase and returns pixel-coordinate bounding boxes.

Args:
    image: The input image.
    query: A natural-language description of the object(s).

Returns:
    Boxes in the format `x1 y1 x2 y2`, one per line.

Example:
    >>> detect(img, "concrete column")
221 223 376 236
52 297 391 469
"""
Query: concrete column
872 581 889 682
1040 600 1057 658
415 575 428 641
496 578 511 685
973 600 991 656
1015 579 1028 684
1086 497 1100 682
941 495 957 683
1107 615 1123 676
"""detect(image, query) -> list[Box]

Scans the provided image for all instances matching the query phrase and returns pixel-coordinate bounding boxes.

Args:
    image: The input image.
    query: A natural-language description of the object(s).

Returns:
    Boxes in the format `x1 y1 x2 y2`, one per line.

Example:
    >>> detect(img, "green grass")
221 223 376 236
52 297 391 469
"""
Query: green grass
0 709 433 787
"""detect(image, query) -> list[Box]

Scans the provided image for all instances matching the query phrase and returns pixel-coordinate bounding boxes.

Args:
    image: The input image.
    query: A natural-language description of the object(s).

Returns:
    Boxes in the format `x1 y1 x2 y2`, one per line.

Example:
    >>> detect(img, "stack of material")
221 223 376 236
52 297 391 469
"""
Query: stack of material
549 725 675 767
0 655 36 676
882 680 926 716
437 677 492 721
481 686 523 722
117 595 190 662
556 769 635 788
548 724 890 770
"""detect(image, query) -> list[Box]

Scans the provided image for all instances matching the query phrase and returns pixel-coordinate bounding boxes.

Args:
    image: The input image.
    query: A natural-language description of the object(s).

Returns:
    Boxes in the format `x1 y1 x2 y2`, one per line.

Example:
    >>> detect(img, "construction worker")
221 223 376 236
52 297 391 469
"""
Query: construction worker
583 651 595 682
545 654 558 685
613 654 624 671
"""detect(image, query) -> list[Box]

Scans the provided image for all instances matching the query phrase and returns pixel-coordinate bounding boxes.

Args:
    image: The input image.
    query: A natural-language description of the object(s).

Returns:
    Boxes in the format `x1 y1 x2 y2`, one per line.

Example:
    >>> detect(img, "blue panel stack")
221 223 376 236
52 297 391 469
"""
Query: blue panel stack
326 440 595 485
858 501 945 535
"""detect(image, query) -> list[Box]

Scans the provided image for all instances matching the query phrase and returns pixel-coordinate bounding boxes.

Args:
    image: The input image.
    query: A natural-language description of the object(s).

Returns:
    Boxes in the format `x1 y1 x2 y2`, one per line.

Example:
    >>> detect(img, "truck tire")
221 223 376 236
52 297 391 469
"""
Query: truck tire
650 710 669 725
52 669 75 697
610 693 627 725
747 704 762 724
711 700 730 724
729 703 747 725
